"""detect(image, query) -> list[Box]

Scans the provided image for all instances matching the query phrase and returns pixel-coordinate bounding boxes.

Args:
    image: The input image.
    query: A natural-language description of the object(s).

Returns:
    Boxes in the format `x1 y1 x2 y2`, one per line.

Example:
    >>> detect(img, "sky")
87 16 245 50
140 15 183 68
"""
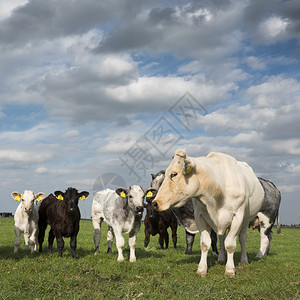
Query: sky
0 0 300 224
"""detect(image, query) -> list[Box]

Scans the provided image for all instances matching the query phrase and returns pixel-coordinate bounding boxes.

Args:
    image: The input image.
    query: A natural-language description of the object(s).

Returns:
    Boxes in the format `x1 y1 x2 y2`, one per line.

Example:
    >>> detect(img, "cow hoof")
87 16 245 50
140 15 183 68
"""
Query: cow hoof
197 270 207 277
225 269 235 277
130 257 136 262
117 257 125 262
256 251 263 259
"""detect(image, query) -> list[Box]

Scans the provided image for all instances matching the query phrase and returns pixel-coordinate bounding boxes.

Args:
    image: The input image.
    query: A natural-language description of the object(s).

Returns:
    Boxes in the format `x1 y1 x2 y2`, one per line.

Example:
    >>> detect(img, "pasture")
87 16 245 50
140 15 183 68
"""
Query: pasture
0 218 299 299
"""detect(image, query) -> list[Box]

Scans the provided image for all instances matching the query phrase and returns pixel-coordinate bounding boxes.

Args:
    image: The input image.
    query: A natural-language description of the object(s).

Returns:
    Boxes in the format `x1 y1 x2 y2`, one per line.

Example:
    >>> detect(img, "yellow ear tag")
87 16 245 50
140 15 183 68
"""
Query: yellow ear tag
14 195 21 202
120 191 126 198
186 166 192 174
146 191 153 198
37 196 43 202
79 195 86 201
56 195 64 201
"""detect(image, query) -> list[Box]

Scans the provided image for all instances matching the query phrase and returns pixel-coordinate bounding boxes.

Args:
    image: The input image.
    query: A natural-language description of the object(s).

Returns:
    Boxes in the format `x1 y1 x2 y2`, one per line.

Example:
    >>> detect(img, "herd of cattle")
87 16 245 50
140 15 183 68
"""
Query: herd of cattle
12 150 281 276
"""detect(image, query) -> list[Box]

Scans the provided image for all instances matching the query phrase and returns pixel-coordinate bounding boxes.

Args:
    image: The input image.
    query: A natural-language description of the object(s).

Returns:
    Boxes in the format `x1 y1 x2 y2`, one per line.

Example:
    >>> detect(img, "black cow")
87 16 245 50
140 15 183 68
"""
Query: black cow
38 187 89 259
144 189 177 249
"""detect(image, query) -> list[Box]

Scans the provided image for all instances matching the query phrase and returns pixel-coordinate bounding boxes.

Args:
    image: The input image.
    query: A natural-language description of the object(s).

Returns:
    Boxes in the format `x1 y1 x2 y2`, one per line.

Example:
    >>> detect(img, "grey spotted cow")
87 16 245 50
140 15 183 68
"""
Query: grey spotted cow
92 186 144 262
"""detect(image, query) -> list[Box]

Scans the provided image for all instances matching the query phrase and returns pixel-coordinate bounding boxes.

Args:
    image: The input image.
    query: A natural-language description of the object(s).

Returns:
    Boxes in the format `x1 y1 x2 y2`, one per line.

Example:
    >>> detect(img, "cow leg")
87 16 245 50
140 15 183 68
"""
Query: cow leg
128 232 137 262
239 225 248 263
38 222 47 253
256 213 272 258
185 231 195 255
158 231 164 249
171 224 177 249
218 233 226 264
29 226 38 253
48 228 55 253
70 235 77 259
196 216 211 276
24 224 30 249
14 226 21 253
224 211 245 276
114 228 125 262
144 227 151 248
266 230 273 255
107 226 114 254
92 217 102 255
56 235 65 257
164 229 169 249
210 229 218 256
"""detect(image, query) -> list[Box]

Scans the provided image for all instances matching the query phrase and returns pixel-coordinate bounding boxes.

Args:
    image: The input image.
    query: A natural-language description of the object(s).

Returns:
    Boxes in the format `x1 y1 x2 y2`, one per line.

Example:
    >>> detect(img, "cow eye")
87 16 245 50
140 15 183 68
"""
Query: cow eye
170 172 177 179
129 195 133 199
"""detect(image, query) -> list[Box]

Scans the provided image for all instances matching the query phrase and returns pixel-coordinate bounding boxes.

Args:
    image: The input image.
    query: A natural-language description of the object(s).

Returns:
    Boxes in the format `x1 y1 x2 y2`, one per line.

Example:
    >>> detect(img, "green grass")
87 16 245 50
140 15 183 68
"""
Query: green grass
0 218 299 299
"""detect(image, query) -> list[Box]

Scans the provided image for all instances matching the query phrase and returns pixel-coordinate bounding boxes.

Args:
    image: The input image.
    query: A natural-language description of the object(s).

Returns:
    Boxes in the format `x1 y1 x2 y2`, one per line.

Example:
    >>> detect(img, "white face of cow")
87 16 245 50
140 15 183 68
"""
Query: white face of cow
115 185 145 216
12 190 45 213
153 150 200 211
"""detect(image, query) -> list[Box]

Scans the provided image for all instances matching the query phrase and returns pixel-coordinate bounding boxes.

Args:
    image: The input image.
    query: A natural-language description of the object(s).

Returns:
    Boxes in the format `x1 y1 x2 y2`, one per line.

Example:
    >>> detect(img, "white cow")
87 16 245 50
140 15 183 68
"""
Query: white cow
12 190 45 253
153 150 264 276
92 185 144 262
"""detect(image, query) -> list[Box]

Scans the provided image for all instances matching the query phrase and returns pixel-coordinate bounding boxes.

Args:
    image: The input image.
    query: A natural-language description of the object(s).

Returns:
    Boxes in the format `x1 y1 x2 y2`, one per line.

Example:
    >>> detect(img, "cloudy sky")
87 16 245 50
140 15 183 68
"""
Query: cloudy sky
1 0 299 224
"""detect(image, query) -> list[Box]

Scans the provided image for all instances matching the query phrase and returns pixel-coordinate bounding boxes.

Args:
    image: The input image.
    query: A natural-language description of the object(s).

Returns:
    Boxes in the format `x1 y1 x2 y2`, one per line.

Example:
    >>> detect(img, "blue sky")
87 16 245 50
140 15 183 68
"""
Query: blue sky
0 0 300 224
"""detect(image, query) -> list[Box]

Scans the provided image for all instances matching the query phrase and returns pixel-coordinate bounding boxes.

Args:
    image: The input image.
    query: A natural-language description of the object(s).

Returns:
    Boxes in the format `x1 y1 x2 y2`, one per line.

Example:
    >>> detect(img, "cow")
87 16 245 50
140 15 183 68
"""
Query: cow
38 187 89 259
152 171 281 258
151 171 218 255
249 177 281 257
144 188 177 249
153 150 264 276
92 185 144 262
11 190 45 253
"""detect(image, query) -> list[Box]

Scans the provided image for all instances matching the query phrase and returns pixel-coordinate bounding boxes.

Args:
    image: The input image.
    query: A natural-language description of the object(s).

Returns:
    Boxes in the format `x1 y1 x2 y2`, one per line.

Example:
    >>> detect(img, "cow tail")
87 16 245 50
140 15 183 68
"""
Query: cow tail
276 212 281 234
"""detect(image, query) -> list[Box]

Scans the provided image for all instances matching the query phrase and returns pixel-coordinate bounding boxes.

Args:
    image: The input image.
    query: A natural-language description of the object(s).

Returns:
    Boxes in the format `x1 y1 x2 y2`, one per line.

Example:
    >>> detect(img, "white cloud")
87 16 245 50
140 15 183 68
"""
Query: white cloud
245 56 266 70
260 15 289 40
0 0 28 21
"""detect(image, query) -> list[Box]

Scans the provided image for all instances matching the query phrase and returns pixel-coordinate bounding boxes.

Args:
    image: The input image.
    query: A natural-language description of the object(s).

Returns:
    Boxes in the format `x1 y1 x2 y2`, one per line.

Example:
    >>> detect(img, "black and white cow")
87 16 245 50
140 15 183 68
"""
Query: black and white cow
151 171 218 255
92 186 144 262
250 177 281 257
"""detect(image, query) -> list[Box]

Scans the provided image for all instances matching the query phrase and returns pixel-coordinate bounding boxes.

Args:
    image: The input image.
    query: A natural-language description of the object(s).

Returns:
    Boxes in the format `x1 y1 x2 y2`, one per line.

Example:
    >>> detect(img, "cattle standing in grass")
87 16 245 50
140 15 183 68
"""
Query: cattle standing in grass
153 150 264 276
12 190 45 253
144 188 177 249
92 185 144 262
38 187 89 259
151 171 218 255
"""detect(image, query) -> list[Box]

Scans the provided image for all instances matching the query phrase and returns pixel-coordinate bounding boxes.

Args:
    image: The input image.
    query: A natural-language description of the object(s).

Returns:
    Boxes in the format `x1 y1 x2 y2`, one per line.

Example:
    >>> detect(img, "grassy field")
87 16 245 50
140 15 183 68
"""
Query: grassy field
0 218 299 300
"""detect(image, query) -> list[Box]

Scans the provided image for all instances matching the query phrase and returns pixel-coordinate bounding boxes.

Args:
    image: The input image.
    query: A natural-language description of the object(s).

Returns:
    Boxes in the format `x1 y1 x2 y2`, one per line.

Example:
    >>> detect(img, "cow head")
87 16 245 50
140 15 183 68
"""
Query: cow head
116 185 144 217
151 171 165 190
152 149 199 211
145 188 158 204
54 187 89 215
11 190 45 213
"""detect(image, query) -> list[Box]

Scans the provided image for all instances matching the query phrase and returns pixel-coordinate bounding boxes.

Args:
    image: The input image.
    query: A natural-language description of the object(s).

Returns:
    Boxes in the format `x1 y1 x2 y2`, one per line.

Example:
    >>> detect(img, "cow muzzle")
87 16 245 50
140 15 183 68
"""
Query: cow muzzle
25 207 32 213
135 206 143 216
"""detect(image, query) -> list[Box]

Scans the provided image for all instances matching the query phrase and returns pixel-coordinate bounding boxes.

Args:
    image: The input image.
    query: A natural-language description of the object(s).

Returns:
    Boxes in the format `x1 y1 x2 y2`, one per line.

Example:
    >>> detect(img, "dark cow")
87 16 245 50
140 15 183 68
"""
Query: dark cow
144 188 177 249
151 171 218 255
38 187 89 259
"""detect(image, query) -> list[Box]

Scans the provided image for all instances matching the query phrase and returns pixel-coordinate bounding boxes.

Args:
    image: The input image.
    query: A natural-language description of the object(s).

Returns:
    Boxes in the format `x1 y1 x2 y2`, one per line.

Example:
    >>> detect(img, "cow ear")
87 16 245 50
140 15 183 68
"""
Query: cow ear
35 192 45 202
54 191 64 201
79 191 89 201
151 174 156 180
12 192 21 202
115 188 127 198
183 158 195 175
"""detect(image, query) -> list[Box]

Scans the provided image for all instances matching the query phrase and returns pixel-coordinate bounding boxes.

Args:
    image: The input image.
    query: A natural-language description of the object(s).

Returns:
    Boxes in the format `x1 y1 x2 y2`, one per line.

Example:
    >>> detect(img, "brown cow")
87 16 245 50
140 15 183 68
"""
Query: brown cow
144 188 177 249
